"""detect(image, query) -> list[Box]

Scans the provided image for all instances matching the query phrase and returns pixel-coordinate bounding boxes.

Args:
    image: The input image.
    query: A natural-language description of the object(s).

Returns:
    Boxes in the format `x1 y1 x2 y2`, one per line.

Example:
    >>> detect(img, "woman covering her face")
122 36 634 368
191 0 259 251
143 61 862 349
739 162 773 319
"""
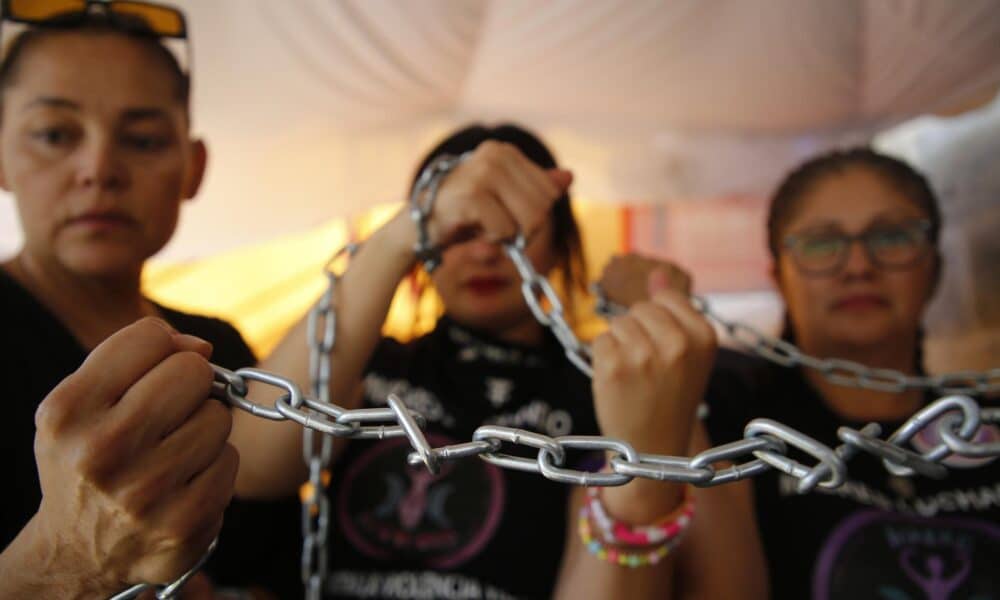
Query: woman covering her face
230 124 752 599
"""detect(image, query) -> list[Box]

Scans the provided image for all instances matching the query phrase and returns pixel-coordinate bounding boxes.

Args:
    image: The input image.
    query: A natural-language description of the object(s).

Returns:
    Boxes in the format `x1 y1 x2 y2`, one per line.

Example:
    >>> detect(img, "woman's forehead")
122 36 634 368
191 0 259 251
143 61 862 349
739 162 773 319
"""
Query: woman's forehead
786 168 928 230
7 32 181 108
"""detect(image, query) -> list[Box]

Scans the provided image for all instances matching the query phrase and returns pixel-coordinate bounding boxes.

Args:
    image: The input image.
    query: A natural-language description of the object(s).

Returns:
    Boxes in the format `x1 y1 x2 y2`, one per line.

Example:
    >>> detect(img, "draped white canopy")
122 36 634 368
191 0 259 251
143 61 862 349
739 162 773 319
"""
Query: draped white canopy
1 0 999 260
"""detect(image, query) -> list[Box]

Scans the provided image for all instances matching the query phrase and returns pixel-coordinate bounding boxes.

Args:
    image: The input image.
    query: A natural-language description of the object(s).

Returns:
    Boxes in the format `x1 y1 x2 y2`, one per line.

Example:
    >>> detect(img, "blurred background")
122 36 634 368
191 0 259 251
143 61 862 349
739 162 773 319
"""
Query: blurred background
1 0 997 371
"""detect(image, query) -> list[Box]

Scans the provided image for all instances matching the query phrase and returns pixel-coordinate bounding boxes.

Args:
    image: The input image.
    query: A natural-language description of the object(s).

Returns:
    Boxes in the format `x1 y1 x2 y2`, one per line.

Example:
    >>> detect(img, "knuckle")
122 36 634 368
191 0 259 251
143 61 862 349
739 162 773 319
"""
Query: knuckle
134 317 175 348
79 423 133 481
120 472 170 517
201 400 233 439
35 379 80 434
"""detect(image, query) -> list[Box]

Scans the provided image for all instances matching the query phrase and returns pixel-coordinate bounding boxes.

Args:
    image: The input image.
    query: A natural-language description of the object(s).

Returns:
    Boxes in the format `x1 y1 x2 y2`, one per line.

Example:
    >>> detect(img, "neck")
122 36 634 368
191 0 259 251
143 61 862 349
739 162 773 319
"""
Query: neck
4 253 157 351
798 335 924 422
494 315 547 347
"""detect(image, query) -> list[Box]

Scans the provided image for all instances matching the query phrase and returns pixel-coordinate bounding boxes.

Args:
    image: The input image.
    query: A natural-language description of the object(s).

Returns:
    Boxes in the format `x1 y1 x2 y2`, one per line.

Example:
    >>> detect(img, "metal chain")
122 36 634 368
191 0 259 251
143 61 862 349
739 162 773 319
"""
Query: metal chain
202 241 1000 493
209 363 1000 498
409 152 469 273
505 234 594 377
591 284 1000 397
108 539 218 600
301 244 354 599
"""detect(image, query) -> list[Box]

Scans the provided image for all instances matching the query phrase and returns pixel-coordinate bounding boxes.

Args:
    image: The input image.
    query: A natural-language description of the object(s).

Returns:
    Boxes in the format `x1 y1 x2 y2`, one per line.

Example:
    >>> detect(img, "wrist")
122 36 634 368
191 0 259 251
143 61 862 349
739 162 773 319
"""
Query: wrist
601 478 685 524
0 514 120 599
377 208 421 263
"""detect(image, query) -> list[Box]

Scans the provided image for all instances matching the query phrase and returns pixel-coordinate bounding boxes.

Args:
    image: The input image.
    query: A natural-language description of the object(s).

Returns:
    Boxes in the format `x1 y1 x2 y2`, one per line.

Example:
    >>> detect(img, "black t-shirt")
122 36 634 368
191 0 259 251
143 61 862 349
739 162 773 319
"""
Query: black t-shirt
704 348 1000 600
323 316 599 600
0 269 301 597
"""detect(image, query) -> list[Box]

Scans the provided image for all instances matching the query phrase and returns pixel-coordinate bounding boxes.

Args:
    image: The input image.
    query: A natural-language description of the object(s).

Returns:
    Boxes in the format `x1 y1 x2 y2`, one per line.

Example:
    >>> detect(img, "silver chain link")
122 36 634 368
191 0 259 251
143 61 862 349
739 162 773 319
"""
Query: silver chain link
108 539 218 600
301 244 354 600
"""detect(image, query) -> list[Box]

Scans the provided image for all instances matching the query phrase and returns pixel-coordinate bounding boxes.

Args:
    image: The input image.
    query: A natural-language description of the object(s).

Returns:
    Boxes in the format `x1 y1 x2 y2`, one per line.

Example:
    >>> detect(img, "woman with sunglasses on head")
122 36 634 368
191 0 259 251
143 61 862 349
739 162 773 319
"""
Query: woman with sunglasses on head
232 124 766 599
0 3 299 598
605 147 1000 598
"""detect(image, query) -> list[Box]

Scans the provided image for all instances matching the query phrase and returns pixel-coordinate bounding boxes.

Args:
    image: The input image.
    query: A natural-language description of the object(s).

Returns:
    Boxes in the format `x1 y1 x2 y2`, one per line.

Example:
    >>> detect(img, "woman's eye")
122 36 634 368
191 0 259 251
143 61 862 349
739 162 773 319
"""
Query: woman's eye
121 133 170 151
870 229 914 247
801 236 843 256
31 127 77 146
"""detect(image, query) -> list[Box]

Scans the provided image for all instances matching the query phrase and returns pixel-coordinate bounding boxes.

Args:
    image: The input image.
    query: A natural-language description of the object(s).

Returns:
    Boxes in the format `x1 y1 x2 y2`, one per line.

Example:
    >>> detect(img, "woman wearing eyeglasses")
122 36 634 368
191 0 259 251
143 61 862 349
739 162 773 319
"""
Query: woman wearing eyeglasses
603 148 1000 598
687 148 1000 598
0 2 299 598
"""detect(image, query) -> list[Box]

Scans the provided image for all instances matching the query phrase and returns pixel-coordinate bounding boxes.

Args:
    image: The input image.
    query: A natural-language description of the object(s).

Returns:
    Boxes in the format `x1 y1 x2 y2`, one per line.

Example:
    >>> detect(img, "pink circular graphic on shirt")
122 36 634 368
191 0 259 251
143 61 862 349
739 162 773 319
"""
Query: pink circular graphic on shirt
338 434 505 568
912 415 1000 468
813 510 1000 600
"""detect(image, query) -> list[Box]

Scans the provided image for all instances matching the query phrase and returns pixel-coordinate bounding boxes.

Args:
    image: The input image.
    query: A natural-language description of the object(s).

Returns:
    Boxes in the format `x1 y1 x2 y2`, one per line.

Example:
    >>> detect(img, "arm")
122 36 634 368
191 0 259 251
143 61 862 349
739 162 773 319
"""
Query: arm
0 319 235 599
673 425 768 599
230 209 419 498
555 270 714 599
231 141 572 499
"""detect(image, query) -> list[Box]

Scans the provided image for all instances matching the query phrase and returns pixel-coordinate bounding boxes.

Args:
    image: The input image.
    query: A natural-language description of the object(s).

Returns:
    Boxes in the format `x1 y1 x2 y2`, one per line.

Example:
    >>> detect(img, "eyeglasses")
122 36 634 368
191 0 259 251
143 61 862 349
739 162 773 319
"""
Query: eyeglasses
2 0 185 37
1 0 190 70
782 219 933 276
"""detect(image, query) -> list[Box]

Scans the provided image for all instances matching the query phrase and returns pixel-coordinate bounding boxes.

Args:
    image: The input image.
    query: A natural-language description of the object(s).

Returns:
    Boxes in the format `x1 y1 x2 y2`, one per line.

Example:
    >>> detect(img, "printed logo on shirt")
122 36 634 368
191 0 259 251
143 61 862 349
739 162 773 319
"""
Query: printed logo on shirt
778 474 1000 518
812 510 1000 599
337 435 505 569
365 374 457 428
326 570 518 600
449 326 545 367
911 415 1000 469
484 377 514 409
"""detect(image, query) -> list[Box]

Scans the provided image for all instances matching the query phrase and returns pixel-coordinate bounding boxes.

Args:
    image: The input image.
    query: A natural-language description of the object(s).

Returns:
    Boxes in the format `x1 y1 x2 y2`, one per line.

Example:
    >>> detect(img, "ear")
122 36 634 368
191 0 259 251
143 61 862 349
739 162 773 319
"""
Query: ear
927 250 943 301
181 138 208 200
0 144 10 193
769 260 784 294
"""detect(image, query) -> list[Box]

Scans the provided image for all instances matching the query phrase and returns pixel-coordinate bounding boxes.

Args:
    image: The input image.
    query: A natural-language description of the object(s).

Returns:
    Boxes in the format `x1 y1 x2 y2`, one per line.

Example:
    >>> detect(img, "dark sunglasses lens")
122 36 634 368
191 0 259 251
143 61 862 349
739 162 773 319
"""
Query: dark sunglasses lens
6 0 85 21
112 1 185 37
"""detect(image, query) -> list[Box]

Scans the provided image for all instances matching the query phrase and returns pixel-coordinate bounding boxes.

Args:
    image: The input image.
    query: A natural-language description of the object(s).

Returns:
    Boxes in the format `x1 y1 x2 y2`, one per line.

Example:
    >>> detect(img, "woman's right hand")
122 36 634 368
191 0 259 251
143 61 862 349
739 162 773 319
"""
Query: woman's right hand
27 318 237 596
428 140 573 247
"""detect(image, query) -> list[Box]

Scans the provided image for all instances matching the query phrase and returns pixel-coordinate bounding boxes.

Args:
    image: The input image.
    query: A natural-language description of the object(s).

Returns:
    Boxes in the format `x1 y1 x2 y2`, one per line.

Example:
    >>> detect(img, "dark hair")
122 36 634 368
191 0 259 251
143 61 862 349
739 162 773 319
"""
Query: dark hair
0 14 190 115
768 147 942 370
411 123 589 323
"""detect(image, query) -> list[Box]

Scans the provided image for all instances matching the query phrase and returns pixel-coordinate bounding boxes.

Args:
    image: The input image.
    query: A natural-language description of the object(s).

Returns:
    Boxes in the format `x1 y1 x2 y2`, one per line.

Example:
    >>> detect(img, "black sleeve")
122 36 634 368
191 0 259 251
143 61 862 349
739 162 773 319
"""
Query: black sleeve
703 348 766 446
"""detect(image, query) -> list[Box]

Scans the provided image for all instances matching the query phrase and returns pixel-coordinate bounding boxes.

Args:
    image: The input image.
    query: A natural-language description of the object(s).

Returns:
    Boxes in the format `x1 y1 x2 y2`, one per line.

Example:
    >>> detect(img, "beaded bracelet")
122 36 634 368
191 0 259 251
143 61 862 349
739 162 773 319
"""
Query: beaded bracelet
578 505 679 568
586 486 695 546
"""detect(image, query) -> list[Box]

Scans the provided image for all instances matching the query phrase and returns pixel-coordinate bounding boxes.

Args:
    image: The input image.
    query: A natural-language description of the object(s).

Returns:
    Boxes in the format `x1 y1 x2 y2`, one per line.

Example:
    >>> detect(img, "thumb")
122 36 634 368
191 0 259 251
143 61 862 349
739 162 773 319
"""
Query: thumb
647 267 672 297
547 168 573 192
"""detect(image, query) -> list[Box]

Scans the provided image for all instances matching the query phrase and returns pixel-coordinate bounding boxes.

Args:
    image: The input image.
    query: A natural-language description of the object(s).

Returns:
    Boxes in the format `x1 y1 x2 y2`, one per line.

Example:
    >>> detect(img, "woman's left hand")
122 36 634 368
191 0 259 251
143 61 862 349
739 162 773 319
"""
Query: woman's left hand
591 268 716 460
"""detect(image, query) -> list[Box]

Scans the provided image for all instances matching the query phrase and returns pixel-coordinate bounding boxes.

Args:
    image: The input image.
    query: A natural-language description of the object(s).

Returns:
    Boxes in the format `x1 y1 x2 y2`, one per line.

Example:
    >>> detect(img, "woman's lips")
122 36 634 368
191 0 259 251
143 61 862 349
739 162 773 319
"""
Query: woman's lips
464 276 509 295
65 212 136 232
831 294 889 311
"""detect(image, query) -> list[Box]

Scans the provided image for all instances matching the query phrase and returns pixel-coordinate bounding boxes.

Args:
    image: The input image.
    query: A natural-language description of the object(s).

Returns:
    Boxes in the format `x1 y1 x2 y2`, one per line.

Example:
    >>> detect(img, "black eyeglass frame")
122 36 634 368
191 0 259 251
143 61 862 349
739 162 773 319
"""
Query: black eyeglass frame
782 218 934 276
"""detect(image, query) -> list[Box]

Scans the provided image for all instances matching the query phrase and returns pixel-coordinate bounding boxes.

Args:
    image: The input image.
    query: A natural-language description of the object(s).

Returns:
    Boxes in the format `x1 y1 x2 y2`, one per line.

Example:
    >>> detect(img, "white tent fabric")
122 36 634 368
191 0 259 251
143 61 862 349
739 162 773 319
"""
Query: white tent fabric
1 0 999 260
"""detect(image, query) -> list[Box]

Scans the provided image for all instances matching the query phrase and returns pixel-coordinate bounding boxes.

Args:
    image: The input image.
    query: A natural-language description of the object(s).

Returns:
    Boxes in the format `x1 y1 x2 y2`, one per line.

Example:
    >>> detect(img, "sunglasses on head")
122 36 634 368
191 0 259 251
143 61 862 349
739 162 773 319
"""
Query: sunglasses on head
1 0 186 38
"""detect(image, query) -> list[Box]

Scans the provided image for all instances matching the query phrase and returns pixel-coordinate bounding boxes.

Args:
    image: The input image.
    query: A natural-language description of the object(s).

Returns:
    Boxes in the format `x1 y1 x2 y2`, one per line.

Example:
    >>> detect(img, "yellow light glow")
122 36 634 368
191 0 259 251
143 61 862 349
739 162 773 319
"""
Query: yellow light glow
144 200 621 359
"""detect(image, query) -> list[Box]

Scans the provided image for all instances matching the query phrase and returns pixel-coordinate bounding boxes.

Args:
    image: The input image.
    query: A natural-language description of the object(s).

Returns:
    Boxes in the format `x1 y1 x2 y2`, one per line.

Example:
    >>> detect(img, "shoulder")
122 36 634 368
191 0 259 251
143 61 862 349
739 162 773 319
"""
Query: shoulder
158 305 257 369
